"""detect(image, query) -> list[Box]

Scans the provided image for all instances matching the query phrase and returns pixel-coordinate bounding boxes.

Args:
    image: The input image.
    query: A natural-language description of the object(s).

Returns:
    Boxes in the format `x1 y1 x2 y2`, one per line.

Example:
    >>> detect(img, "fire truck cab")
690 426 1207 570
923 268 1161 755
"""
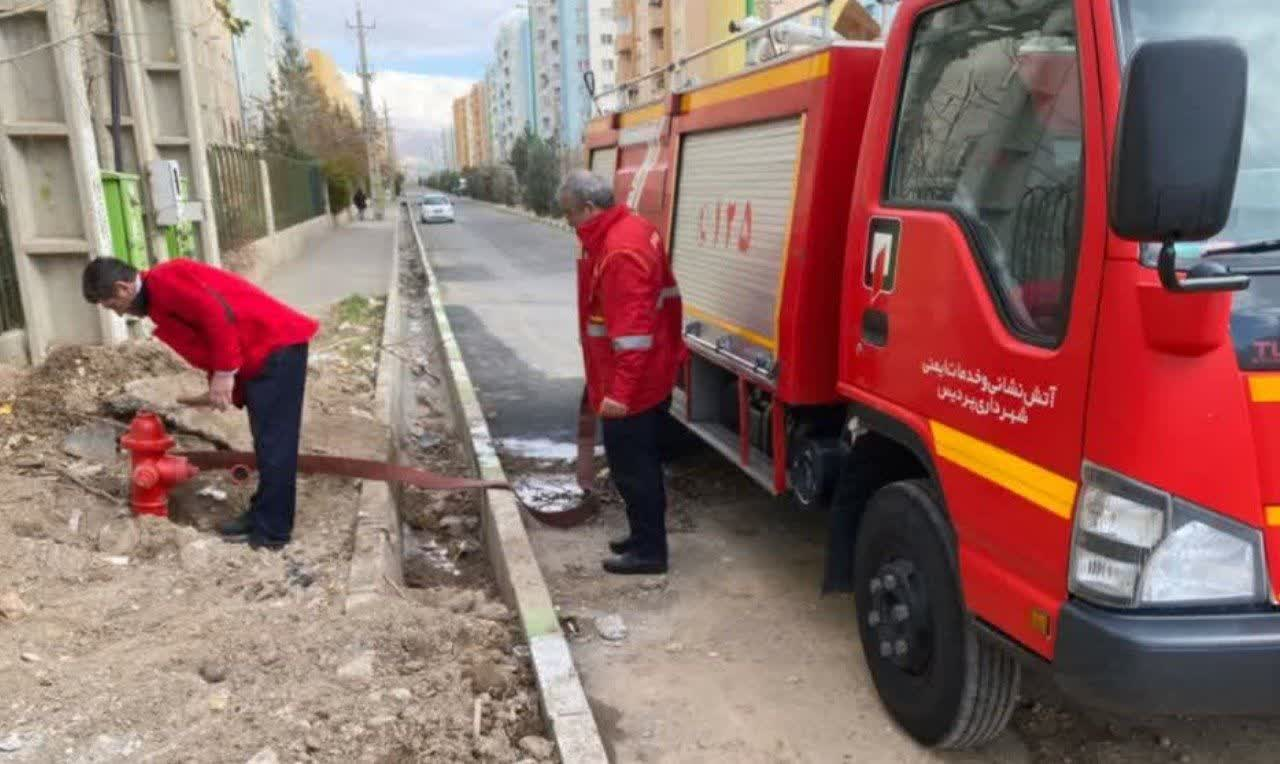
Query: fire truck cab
585 0 1280 749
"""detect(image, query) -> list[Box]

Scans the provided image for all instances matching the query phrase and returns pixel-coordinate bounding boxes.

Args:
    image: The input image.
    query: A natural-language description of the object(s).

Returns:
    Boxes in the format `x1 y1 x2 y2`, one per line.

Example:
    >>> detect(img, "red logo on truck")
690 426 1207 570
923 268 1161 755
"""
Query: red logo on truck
698 200 753 252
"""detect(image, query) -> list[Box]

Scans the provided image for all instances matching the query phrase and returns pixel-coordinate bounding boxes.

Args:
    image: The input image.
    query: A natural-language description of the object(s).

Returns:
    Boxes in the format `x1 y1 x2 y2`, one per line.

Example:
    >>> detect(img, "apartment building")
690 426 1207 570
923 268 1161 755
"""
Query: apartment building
488 14 535 160
529 0 563 140
587 0 619 113
467 83 491 166
614 0 674 103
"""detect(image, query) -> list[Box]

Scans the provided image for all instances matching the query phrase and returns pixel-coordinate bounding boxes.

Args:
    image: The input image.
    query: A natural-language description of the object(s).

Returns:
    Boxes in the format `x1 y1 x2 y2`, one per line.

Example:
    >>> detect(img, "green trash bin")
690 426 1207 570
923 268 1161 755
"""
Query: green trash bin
101 171 149 268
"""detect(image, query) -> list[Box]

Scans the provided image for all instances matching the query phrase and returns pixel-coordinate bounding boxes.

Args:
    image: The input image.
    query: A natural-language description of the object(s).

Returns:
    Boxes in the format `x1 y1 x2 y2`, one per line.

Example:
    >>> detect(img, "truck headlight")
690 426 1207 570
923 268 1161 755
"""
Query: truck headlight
1069 465 1267 608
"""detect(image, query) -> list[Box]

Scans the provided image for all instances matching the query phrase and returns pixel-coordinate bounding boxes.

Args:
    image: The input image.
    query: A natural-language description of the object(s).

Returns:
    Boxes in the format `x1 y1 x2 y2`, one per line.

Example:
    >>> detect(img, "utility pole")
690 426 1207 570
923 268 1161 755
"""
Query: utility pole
350 2 384 219
383 101 397 195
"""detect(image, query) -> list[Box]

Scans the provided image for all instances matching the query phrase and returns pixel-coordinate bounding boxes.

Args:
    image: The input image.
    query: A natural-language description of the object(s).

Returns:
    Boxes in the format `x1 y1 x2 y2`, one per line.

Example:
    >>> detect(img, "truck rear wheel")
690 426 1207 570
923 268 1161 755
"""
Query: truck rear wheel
853 480 1020 749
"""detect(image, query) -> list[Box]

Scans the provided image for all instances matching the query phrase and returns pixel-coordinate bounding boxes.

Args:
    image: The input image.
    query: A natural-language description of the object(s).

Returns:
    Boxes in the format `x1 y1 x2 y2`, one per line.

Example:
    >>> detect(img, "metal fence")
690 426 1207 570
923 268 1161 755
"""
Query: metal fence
208 145 268 252
266 155 327 231
0 201 22 332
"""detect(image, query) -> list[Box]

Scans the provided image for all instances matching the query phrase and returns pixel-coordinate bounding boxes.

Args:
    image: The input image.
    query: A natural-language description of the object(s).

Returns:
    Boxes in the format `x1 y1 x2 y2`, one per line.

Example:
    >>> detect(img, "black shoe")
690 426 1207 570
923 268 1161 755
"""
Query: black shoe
608 535 635 555
602 553 668 575
218 512 255 539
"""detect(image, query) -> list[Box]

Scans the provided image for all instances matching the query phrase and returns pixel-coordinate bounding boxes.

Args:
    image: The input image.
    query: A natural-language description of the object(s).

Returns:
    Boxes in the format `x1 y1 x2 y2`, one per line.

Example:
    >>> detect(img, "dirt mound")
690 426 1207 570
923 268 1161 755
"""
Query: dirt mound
11 342 185 433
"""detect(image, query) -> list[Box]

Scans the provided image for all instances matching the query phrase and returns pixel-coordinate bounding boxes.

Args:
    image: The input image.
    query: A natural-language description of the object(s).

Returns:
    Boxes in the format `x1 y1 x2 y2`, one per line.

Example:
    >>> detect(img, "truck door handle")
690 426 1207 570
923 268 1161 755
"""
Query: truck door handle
862 309 888 347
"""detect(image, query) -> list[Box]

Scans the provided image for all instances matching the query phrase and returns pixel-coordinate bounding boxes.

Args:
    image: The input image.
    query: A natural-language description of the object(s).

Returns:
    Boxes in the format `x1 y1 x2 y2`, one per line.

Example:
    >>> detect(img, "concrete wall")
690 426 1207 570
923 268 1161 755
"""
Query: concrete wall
0 330 26 366
224 214 333 285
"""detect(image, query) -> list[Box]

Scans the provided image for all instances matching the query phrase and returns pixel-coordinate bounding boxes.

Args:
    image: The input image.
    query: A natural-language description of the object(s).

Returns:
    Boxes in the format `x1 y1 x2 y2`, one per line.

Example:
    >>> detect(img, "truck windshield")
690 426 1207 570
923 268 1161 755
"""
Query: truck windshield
1115 0 1280 369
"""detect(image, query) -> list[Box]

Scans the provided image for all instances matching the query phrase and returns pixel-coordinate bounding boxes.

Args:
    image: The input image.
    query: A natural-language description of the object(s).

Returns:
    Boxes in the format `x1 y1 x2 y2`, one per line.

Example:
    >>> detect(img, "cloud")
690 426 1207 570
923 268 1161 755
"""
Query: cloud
303 0 517 69
342 69 473 132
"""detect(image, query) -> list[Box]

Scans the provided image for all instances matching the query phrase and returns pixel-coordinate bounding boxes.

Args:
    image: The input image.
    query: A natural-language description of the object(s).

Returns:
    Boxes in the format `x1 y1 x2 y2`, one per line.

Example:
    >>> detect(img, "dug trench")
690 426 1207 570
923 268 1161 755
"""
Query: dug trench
0 254 556 760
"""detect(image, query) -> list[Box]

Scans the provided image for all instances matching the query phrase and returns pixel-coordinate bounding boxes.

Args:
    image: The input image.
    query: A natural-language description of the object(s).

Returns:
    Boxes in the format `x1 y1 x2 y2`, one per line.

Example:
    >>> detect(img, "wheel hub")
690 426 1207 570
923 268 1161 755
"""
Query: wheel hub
866 559 932 674
791 452 818 505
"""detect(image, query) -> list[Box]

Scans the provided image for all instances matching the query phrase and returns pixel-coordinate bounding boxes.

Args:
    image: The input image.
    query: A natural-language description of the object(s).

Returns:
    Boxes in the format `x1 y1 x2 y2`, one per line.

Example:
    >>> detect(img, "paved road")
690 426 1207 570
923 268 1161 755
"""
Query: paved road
415 198 1276 764
412 200 584 446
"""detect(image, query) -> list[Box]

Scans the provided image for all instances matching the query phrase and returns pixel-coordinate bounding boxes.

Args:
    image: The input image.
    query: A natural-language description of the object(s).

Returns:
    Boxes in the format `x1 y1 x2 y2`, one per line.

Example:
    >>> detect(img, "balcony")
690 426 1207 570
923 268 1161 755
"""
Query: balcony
616 32 634 52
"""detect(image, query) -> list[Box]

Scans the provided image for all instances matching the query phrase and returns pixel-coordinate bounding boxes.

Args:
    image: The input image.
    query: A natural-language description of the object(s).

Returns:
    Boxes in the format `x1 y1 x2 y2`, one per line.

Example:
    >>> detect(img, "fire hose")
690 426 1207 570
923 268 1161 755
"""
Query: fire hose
120 411 506 518
176 450 507 491
155 393 605 528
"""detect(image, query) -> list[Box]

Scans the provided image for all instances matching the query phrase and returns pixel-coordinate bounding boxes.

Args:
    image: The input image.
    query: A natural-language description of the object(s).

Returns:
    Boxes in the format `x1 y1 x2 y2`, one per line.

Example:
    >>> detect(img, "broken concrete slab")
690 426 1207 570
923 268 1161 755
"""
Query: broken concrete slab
123 373 253 451
61 420 125 463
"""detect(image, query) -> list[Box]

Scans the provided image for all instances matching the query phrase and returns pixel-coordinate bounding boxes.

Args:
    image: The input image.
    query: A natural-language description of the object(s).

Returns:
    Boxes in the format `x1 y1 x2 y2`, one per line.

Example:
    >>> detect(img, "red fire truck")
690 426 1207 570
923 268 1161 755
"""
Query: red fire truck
585 0 1280 750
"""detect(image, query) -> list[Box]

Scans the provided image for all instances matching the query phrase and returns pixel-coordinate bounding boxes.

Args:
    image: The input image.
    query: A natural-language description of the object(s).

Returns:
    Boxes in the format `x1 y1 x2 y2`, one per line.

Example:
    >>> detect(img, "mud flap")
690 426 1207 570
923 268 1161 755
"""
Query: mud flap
821 454 883 593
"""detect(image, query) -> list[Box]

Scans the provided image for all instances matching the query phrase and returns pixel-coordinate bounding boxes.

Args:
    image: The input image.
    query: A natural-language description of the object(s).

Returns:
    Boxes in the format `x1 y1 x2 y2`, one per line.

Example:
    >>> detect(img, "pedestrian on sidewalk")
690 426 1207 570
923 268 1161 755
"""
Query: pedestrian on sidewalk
82 257 318 551
561 170 687 575
354 188 368 220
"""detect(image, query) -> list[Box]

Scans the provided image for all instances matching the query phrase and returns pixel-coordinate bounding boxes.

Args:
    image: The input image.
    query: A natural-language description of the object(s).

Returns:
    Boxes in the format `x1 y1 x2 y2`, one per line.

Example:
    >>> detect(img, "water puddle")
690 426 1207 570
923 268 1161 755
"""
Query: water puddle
513 475 586 515
497 438 602 462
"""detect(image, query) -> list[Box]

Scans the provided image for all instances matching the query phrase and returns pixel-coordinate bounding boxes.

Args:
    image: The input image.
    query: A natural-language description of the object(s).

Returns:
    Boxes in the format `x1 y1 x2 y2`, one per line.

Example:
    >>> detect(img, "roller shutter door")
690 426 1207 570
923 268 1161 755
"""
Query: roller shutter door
671 117 803 349
589 146 618 180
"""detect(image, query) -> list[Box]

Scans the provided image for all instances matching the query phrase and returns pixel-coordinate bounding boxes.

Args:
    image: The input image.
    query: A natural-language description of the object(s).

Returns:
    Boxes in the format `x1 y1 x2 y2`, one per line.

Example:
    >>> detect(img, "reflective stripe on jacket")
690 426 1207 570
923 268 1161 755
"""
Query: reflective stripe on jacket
575 205 686 414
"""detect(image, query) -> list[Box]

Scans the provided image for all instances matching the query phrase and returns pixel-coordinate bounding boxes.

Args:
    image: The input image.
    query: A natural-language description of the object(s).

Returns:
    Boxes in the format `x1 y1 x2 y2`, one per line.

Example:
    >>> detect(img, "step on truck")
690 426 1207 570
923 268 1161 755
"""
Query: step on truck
584 0 1280 750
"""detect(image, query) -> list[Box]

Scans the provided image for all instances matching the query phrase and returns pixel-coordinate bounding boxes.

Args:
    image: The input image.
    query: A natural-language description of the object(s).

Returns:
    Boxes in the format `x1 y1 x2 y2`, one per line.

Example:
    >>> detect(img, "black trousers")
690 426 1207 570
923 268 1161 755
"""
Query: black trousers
602 405 668 561
245 343 309 543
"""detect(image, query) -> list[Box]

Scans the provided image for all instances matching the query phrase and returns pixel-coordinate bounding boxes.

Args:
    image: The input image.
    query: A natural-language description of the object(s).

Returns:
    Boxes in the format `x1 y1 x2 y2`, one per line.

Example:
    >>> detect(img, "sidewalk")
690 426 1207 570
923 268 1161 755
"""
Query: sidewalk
262 219 396 313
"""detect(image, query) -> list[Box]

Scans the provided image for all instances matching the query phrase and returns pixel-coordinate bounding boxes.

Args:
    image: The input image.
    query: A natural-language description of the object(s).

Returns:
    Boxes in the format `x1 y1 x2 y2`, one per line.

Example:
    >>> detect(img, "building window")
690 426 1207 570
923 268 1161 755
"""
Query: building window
601 33 614 45
603 59 614 71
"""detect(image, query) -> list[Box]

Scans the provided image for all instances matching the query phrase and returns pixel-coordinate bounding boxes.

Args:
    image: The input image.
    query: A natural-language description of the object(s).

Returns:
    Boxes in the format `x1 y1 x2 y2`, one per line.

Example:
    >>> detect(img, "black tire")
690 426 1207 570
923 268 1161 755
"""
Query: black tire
853 480 1020 749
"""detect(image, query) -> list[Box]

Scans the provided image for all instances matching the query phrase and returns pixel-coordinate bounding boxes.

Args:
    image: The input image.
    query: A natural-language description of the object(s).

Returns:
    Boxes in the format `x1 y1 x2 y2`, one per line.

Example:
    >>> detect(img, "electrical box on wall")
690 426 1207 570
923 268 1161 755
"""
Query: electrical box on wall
148 159 203 226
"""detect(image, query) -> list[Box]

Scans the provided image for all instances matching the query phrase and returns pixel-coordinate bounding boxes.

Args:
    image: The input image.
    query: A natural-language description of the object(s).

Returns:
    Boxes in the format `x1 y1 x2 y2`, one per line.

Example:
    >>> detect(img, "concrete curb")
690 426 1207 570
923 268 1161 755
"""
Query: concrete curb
408 211 608 763
344 215 406 613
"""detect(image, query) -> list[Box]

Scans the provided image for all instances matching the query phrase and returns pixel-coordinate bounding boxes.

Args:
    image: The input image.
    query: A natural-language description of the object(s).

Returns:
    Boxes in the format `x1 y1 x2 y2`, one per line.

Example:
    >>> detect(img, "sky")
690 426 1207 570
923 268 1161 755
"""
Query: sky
300 0 522 147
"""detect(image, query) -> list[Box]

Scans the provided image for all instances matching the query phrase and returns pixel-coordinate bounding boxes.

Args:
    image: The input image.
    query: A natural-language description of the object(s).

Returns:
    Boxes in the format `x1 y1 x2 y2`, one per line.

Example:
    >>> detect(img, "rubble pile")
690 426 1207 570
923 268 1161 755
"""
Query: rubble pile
0 270 551 762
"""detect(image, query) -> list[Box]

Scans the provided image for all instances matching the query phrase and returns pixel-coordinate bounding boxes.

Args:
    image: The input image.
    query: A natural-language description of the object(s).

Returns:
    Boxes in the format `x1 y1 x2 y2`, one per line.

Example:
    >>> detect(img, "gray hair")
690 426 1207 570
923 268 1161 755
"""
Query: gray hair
558 169 615 212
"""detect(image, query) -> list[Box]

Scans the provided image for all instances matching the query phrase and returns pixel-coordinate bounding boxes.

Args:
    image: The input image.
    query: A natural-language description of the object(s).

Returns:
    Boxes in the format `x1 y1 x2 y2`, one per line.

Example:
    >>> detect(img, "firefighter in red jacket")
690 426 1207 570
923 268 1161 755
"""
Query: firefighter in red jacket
82 257 318 550
561 170 686 575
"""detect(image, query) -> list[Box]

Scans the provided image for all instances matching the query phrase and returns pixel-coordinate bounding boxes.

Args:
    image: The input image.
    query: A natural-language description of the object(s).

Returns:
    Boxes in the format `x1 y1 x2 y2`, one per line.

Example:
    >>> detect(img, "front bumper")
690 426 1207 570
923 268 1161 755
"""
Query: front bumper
1053 599 1280 715
420 214 453 222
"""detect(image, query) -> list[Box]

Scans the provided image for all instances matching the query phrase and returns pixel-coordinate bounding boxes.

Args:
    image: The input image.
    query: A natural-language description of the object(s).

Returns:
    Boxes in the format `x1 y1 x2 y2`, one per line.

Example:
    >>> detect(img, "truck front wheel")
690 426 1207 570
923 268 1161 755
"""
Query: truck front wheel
853 480 1020 749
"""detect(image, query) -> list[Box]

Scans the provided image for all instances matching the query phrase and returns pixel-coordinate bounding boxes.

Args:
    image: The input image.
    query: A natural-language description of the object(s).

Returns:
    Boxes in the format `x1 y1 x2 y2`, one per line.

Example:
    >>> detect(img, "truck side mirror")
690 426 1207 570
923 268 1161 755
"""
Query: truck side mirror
1109 39 1250 292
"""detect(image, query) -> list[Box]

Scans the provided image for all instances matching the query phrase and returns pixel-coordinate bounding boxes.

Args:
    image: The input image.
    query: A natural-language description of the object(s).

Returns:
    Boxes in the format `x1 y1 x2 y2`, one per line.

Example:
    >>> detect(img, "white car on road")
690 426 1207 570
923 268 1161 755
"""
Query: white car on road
419 194 455 224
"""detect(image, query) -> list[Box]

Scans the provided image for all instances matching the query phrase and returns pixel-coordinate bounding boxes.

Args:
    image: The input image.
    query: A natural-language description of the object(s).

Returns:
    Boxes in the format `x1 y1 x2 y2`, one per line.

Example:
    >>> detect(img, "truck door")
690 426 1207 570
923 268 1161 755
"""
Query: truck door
842 0 1107 654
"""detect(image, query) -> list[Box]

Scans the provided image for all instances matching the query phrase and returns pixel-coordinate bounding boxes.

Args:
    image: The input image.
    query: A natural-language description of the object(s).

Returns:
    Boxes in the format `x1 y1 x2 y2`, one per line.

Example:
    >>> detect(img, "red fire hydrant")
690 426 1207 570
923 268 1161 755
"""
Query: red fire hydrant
120 412 200 517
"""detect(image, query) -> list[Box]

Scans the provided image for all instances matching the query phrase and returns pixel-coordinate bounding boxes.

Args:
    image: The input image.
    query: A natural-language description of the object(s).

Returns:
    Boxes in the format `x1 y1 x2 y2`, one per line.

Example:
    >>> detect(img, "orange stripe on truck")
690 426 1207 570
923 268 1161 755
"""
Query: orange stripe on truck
1248 374 1280 403
680 52 831 112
